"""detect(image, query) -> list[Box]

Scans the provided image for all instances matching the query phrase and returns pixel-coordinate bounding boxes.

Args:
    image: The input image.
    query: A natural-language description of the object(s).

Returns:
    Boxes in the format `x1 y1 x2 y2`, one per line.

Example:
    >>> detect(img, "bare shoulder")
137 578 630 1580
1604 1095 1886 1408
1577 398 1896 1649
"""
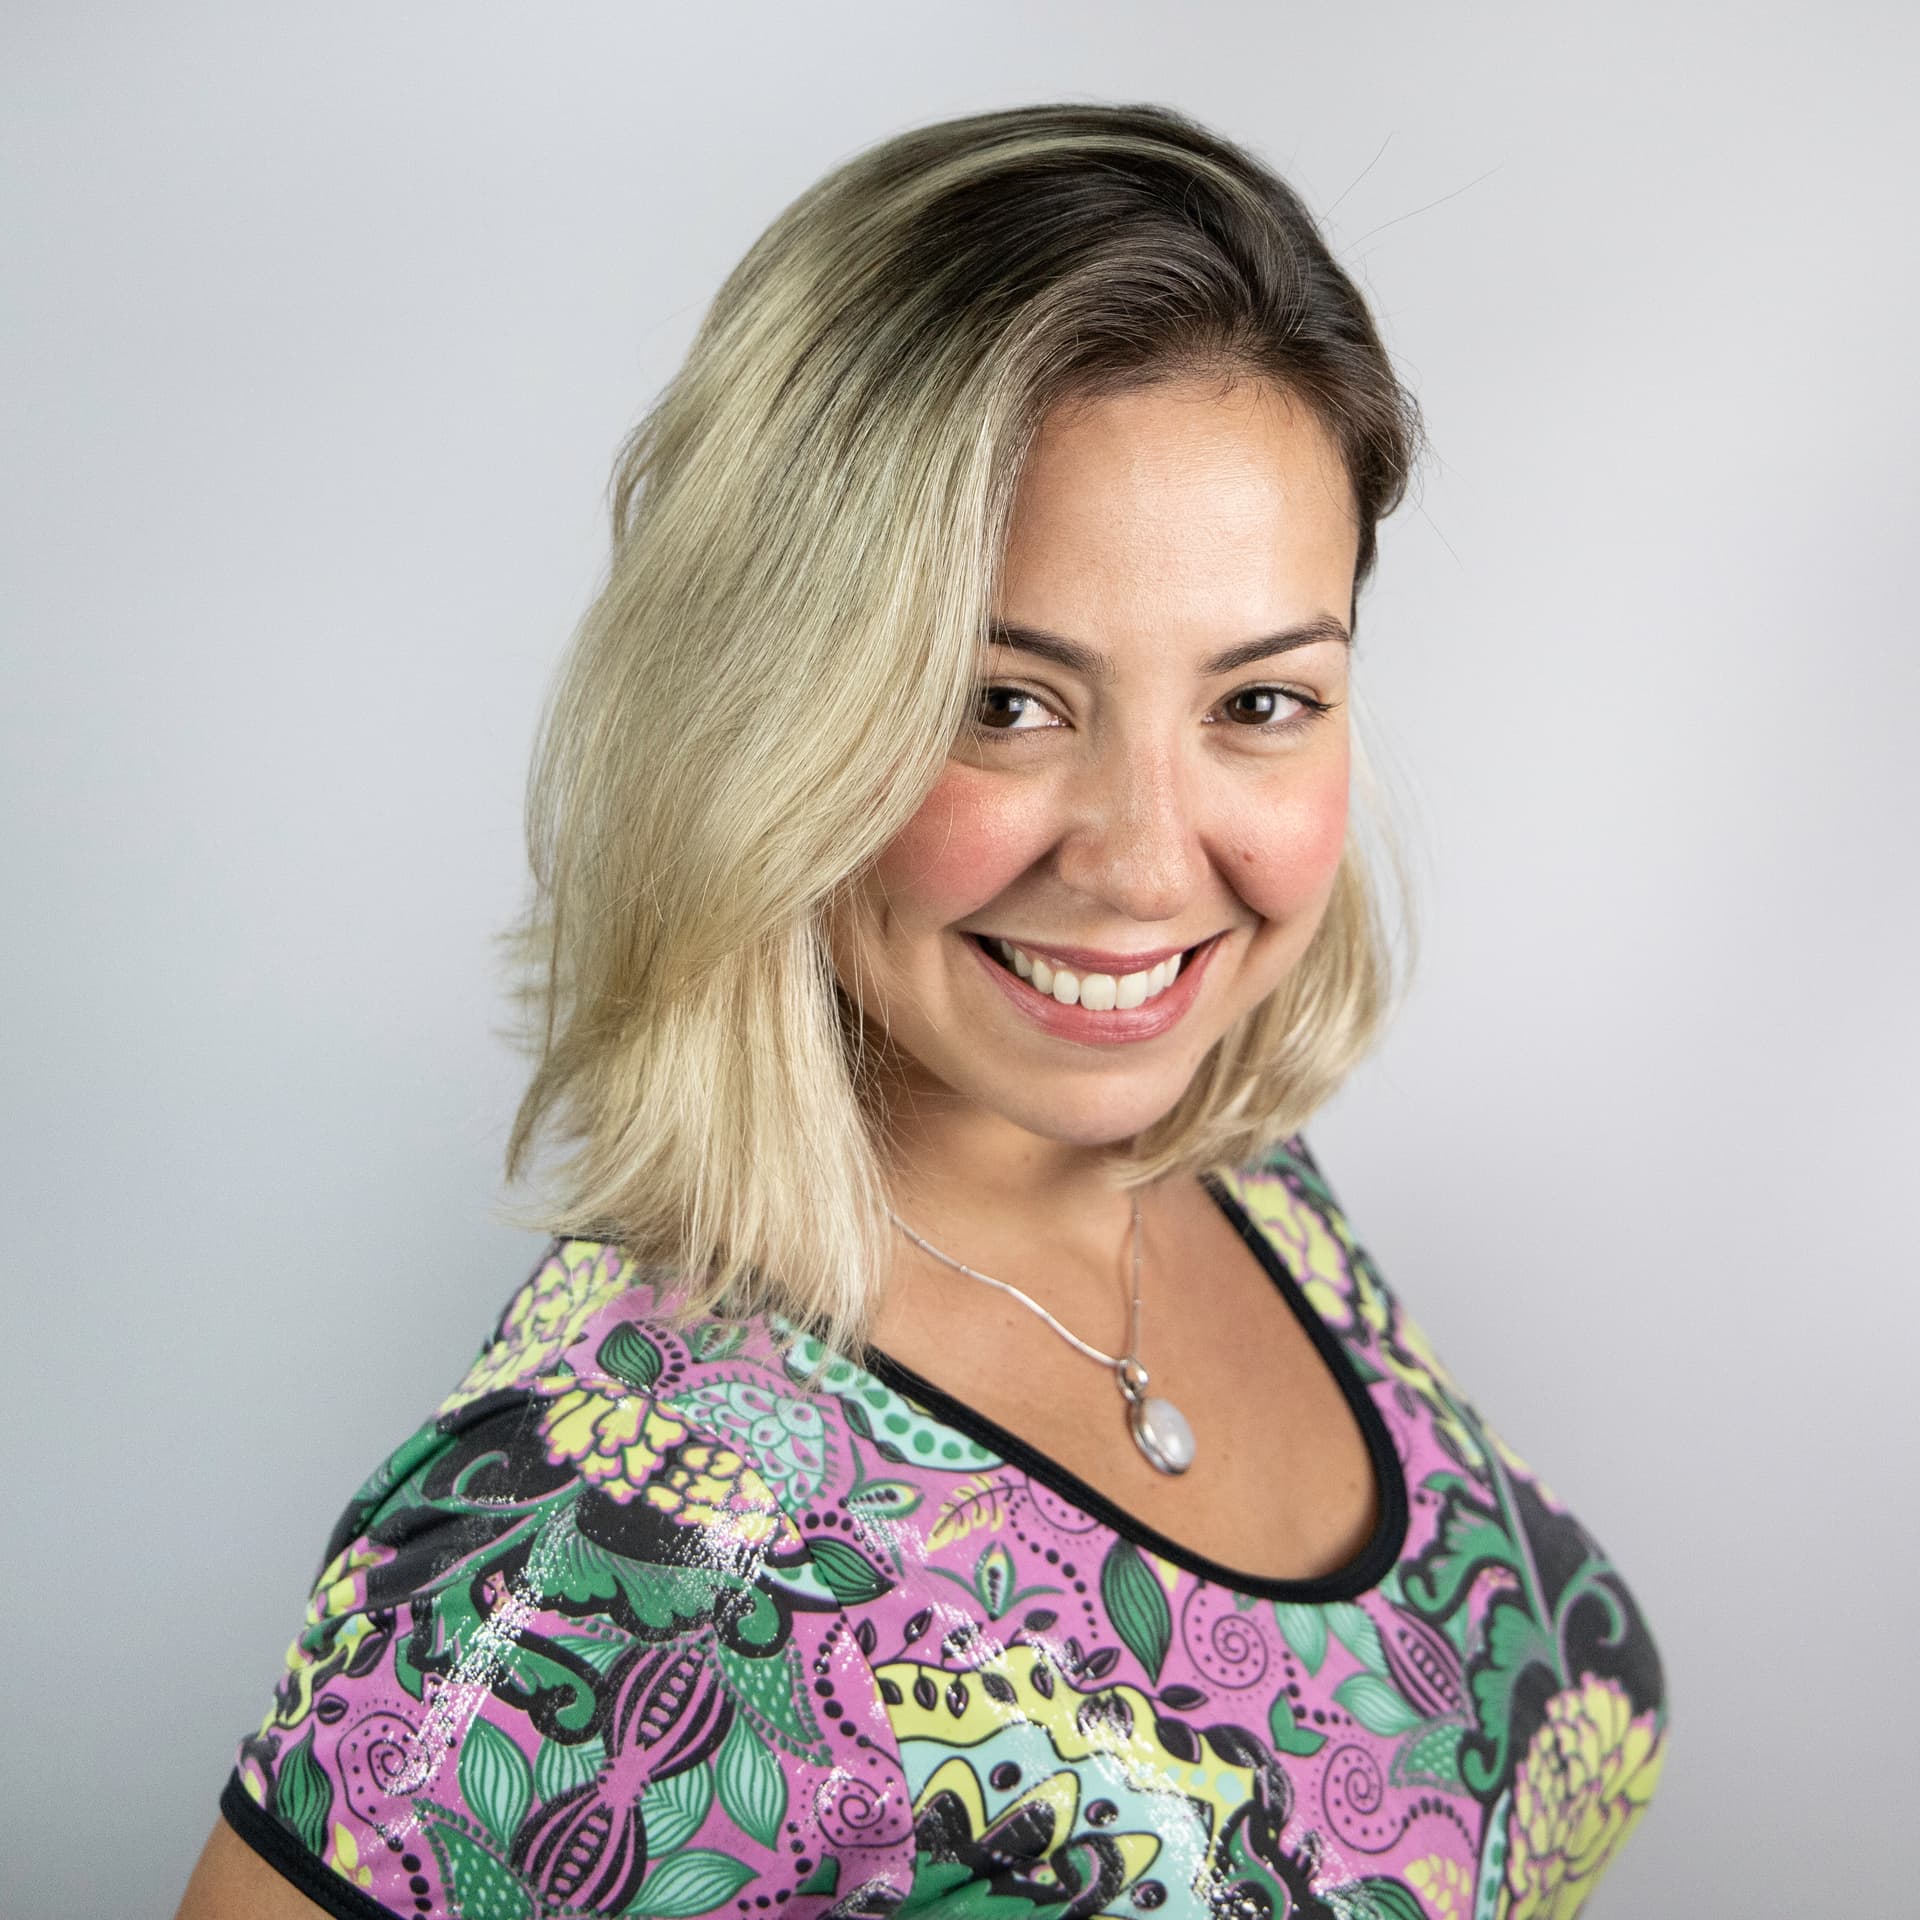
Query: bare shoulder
175 1817 330 1920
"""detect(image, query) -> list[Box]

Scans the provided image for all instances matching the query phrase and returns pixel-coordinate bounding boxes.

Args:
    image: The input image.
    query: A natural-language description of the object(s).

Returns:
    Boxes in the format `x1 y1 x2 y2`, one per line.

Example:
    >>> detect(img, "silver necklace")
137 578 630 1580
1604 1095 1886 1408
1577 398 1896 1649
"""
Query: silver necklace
886 1193 1197 1476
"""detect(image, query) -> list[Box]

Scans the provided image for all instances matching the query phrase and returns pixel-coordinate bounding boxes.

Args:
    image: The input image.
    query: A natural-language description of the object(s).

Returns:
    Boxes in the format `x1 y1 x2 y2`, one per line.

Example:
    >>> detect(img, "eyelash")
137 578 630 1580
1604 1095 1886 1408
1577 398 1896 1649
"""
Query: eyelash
968 683 1338 741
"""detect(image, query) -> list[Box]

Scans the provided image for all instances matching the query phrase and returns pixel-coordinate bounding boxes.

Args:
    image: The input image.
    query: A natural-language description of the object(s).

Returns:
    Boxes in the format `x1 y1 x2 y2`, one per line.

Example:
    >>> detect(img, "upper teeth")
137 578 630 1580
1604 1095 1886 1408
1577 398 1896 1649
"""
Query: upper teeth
993 939 1185 1010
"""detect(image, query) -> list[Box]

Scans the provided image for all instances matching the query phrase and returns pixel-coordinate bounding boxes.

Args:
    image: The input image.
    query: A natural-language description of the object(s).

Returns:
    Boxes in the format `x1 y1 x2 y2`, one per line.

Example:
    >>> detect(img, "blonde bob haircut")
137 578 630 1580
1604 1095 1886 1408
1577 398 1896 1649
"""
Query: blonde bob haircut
501 101 1423 1364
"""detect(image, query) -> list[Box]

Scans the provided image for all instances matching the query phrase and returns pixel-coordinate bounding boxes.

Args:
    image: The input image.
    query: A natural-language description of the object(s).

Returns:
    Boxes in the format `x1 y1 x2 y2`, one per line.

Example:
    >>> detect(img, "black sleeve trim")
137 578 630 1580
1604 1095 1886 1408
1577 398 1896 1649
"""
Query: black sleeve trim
219 1772 406 1920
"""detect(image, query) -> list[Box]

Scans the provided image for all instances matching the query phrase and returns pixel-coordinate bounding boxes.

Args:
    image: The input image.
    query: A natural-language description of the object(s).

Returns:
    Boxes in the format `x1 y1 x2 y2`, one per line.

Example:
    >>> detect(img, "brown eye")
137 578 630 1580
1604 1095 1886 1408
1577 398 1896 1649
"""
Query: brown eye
1224 687 1299 725
972 686 1050 731
1210 685 1332 735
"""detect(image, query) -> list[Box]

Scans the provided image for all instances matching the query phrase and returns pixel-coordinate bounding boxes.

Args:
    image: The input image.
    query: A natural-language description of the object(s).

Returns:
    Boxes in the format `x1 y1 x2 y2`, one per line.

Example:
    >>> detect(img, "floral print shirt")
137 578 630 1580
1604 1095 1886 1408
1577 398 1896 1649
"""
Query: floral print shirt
224 1136 1667 1920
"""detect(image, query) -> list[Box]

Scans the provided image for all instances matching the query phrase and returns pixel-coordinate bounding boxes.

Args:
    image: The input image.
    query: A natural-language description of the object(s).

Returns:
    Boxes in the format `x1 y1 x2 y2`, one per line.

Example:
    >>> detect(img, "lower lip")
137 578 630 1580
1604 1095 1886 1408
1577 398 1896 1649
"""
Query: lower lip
964 933 1226 1046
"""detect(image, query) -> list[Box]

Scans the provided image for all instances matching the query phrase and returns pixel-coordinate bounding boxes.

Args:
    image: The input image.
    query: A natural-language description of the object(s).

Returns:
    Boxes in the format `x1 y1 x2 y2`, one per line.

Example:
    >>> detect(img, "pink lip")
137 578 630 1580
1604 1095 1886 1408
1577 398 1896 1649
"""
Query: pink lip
968 934 1205 973
964 930 1226 1046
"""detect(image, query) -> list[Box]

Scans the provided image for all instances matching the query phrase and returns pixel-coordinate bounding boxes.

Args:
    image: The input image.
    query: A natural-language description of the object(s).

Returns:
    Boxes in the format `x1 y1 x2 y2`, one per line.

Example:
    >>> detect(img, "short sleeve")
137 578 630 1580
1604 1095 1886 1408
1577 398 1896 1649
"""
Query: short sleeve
223 1249 917 1920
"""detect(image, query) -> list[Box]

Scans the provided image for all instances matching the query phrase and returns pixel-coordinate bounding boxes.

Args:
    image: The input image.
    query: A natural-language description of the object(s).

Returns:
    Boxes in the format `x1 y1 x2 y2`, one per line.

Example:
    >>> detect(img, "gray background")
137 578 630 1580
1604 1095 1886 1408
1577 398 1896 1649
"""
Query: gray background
4 4 1914 1913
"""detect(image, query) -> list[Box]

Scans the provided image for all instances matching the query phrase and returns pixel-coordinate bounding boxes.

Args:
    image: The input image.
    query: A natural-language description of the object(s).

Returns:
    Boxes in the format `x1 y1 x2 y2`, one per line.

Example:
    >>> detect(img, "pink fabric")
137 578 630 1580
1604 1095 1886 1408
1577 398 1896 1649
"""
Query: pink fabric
226 1136 1666 1919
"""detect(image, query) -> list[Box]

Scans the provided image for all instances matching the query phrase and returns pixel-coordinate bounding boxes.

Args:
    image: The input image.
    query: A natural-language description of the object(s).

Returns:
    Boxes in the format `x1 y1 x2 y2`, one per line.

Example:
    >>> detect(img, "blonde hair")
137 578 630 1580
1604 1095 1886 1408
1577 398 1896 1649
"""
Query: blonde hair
499 103 1423 1362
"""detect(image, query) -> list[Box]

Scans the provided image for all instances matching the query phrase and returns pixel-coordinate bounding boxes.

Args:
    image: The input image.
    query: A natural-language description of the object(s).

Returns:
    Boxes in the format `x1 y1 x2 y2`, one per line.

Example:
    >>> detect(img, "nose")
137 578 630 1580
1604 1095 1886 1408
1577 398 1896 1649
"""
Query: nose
1051 735 1201 925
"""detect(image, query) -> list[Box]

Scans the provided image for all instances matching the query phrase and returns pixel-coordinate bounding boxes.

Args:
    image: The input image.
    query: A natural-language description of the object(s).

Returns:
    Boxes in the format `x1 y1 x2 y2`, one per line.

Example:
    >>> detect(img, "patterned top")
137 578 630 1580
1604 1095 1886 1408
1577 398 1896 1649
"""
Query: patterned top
223 1137 1667 1920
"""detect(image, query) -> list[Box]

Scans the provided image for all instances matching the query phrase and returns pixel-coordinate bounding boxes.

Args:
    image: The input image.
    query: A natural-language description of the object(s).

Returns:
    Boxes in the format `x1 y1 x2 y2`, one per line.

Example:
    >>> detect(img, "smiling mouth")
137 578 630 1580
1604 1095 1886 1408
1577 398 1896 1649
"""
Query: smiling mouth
969 932 1214 1011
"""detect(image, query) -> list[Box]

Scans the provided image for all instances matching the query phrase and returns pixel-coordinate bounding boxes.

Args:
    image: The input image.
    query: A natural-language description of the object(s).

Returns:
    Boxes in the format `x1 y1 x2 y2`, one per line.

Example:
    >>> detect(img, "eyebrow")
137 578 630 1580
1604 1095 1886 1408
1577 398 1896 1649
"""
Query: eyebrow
985 614 1351 680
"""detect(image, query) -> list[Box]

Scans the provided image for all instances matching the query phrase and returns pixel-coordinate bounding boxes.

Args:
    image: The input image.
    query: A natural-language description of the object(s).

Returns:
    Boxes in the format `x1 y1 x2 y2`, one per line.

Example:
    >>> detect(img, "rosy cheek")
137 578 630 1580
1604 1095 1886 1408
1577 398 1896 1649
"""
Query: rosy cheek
1224 757 1350 920
872 766 1045 925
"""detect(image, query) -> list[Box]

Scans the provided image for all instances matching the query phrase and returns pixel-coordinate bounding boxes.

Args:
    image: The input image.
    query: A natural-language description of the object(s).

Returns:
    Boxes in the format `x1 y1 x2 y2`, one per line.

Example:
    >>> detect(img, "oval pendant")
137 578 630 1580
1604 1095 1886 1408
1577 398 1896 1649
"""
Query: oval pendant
1128 1395 1196 1475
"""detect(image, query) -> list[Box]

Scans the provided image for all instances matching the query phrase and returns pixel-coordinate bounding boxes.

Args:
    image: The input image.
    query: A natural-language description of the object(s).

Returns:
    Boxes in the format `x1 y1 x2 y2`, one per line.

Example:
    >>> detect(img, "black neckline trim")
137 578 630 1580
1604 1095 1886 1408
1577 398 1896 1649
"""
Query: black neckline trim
220 1771 405 1919
863 1168 1410 1603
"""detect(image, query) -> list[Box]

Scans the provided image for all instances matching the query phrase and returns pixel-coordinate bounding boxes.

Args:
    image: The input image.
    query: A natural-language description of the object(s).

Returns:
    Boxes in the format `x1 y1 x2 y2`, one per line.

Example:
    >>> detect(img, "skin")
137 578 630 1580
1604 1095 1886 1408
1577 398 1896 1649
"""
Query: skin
175 1822 324 1917
843 371 1378 1586
835 370 1359 1280
174 371 1371 1918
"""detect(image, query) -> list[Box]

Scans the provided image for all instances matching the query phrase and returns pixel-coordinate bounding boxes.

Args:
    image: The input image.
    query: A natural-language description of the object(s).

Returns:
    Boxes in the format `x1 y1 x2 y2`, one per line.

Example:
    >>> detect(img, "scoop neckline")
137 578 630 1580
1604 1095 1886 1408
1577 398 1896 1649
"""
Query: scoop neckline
861 1168 1410 1603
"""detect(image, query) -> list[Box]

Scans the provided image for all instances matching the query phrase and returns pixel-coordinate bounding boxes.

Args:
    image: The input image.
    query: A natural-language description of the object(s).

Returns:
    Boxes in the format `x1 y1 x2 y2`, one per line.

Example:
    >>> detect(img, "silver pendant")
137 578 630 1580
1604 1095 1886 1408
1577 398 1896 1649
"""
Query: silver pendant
1117 1358 1195 1475
1129 1395 1196 1474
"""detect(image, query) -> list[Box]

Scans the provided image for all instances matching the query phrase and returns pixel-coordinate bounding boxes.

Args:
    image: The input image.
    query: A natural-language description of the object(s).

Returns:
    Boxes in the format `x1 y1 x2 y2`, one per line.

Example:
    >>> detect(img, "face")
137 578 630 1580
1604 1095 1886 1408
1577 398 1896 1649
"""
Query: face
829 373 1360 1152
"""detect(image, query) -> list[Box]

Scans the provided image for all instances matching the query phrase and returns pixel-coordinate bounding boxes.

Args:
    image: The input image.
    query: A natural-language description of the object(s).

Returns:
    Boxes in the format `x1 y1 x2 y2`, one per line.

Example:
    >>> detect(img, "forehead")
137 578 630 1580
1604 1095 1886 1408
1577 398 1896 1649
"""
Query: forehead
999 376 1359 640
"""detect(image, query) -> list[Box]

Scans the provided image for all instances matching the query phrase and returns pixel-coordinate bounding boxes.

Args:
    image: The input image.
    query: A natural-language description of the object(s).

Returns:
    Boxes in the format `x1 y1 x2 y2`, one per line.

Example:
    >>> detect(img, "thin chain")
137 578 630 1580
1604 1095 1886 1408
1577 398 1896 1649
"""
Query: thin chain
887 1193 1144 1373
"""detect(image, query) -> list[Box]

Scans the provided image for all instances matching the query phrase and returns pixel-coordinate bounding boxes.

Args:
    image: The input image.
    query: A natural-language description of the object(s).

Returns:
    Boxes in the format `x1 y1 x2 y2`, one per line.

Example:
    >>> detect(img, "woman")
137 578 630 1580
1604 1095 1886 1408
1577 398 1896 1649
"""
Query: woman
178 102 1667 1920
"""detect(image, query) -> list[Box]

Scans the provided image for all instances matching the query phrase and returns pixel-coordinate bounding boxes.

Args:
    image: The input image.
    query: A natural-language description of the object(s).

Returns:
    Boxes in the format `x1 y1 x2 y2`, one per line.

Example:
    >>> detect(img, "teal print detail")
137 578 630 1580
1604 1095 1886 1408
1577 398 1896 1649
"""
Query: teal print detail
224 1136 1664 1920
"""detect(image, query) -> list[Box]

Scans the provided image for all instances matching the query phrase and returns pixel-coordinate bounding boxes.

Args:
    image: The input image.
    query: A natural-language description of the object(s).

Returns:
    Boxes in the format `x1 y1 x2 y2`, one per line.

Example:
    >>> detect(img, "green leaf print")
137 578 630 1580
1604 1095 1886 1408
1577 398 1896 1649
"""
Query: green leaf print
599 1323 666 1391
459 1717 533 1848
1221 1808 1294 1920
1100 1539 1172 1682
1342 1348 1387 1387
533 1732 607 1803
806 1535 892 1607
1268 1691 1327 1758
639 1761 714 1856
795 1857 840 1897
1340 1879 1426 1920
717 1709 788 1846
274 1726 333 1858
1400 1475 1521 1619
554 1524 748 1638
1273 1601 1328 1677
493 1637 601 1736
626 1848 756 1916
974 1541 1016 1619
1333 1672 1422 1737
546 1522 627 1608
1391 1720 1465 1792
1462 1599 1560 1796
419 1810 531 1920
891 1855 1035 1920
394 1628 427 1702
1325 1601 1387 1676
553 1629 631 1675
712 1638 830 1763
347 1414 446 1513
687 1320 750 1362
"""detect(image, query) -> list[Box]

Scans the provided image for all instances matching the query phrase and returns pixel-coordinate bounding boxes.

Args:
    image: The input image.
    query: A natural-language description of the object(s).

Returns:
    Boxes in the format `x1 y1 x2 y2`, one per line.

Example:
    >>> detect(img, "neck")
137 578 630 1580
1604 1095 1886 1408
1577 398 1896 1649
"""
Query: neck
876 1078 1136 1247
863 1058 1166 1359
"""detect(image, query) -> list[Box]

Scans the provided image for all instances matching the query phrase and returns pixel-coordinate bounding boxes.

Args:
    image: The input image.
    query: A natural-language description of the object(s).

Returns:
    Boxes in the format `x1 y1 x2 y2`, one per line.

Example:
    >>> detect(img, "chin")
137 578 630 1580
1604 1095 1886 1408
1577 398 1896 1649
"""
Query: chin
958 1071 1198 1149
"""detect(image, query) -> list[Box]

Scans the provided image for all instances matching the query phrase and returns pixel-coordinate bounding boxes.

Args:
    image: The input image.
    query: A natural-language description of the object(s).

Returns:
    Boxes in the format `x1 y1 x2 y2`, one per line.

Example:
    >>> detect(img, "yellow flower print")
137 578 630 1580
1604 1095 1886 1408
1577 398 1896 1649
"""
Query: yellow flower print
440 1241 634 1415
538 1377 689 1502
259 1543 386 1731
1407 1853 1473 1919
312 1539 384 1623
1376 1304 1487 1474
1238 1160 1515 1482
327 1820 375 1892
644 1439 789 1549
1498 1674 1666 1920
1233 1173 1363 1332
